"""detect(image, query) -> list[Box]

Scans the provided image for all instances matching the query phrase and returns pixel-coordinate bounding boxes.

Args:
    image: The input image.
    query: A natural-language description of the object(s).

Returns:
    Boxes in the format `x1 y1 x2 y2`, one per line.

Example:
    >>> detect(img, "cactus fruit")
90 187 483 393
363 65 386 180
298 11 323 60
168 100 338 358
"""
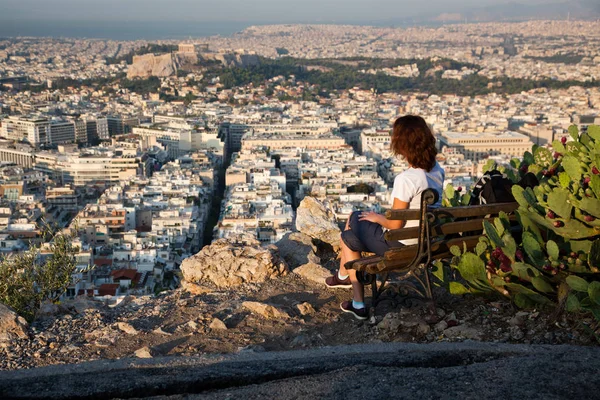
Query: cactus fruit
561 136 568 145
500 263 512 273
515 249 524 261
553 221 564 228
593 166 599 175
547 211 556 219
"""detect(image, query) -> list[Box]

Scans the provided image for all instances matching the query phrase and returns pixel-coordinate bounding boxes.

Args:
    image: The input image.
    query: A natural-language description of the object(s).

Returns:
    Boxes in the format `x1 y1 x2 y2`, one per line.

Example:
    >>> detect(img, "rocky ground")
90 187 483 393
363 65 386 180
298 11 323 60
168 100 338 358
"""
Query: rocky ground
1 266 598 371
1 198 598 372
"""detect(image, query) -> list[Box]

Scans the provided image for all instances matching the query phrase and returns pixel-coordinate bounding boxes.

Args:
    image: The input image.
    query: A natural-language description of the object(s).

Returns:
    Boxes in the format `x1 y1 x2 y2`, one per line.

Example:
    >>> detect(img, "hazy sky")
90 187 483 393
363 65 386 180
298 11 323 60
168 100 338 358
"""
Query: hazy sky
0 0 554 22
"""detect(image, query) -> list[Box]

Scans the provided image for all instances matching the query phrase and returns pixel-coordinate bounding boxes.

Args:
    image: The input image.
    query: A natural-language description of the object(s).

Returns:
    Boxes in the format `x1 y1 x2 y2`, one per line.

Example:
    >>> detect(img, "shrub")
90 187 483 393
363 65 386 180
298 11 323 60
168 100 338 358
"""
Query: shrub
0 231 79 322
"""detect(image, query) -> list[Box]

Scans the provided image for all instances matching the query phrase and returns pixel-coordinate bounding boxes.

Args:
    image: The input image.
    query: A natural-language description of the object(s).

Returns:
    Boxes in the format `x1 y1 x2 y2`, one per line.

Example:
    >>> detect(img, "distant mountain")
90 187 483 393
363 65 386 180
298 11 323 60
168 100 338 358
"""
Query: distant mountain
462 1 599 22
394 0 600 24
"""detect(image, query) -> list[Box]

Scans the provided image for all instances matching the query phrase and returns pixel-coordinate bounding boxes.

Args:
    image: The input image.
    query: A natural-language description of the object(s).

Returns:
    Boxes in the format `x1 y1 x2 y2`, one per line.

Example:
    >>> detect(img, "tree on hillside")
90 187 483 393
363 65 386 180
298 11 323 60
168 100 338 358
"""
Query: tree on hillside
0 228 82 322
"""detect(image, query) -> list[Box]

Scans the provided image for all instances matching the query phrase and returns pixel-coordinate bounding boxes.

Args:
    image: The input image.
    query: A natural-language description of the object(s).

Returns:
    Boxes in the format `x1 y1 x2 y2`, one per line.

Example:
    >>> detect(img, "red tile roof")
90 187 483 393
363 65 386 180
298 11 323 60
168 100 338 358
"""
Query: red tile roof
110 269 142 286
111 269 137 281
93 257 113 267
98 284 119 297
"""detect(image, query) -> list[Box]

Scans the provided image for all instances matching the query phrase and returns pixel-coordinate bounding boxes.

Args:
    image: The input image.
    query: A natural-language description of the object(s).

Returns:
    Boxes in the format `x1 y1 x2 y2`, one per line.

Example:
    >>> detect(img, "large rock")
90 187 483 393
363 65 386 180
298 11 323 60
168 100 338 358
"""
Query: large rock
181 235 288 289
181 281 213 296
295 197 341 251
276 232 320 269
134 346 154 359
209 318 228 331
295 302 316 316
293 262 331 285
242 301 289 320
0 303 28 342
127 53 179 79
116 322 138 335
63 296 101 314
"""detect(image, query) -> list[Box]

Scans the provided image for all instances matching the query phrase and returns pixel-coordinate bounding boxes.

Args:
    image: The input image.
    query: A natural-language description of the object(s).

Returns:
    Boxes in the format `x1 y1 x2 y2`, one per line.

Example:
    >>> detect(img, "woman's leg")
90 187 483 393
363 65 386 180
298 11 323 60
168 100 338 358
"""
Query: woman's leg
339 215 364 303
341 239 364 303
338 217 351 277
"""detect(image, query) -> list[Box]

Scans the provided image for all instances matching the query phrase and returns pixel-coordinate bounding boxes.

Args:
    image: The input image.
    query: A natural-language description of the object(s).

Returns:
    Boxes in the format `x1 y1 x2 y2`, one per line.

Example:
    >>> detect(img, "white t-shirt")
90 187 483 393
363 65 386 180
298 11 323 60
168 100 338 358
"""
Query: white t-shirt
390 162 445 244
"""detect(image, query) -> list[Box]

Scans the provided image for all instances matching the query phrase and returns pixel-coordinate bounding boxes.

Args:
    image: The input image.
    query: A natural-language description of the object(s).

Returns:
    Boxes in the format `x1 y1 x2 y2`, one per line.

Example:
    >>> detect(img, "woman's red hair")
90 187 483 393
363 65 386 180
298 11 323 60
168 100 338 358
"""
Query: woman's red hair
390 115 437 171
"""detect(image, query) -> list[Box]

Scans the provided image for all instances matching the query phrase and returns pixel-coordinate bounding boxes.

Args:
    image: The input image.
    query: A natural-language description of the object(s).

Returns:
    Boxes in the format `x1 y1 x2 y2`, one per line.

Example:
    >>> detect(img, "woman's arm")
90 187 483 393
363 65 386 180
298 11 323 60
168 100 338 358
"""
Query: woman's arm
358 197 410 230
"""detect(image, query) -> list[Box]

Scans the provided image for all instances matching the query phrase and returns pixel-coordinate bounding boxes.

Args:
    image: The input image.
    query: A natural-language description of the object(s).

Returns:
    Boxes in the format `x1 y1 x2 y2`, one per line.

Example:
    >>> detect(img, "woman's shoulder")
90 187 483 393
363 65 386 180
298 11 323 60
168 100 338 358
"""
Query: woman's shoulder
394 167 426 185
395 163 444 182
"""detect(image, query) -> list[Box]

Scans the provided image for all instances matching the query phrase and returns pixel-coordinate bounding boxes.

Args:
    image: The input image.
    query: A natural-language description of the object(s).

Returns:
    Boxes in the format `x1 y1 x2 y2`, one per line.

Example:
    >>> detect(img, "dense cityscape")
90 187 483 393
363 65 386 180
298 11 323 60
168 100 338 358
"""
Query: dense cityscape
0 20 598 301
2 0 600 388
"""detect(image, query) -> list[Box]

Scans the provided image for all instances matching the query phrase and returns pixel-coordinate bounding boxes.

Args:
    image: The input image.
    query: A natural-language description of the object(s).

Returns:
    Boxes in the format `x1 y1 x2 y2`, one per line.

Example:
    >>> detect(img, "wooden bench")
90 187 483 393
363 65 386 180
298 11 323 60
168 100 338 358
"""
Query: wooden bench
345 188 519 310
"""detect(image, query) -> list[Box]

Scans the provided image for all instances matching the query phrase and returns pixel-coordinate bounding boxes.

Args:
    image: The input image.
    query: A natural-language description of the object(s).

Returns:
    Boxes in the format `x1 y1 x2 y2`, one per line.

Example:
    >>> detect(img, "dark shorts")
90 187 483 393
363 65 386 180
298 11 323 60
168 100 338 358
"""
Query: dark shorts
341 211 404 256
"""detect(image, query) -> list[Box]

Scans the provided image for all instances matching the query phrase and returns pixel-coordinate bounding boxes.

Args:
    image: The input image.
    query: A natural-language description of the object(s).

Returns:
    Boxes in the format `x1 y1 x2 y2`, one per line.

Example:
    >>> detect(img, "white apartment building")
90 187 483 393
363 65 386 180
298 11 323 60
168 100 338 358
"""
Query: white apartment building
241 133 347 151
220 121 338 156
30 146 151 186
0 116 50 145
359 128 391 156
134 122 223 160
438 131 534 162
0 116 86 146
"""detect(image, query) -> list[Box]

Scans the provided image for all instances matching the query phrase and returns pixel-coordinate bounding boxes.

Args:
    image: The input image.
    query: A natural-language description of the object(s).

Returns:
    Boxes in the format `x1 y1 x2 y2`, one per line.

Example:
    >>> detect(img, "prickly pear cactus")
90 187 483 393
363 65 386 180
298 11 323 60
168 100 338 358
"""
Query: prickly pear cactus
447 212 600 313
442 183 471 207
512 124 600 240
442 125 600 320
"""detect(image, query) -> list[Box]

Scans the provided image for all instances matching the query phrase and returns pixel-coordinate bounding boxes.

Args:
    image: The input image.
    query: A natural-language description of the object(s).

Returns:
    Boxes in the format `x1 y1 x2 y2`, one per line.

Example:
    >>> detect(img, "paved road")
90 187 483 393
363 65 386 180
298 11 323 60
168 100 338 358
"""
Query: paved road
1 342 599 399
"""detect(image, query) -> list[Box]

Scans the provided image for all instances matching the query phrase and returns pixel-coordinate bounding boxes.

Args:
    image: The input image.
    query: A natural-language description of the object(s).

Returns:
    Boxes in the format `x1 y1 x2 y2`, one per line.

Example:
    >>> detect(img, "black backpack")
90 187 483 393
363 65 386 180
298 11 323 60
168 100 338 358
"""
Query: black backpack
469 170 538 205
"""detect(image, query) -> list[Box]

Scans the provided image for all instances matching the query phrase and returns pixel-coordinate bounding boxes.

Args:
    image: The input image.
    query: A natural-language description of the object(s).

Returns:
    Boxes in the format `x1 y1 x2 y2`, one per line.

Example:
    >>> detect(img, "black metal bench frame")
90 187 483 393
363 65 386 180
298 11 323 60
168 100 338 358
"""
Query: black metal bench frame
345 188 519 311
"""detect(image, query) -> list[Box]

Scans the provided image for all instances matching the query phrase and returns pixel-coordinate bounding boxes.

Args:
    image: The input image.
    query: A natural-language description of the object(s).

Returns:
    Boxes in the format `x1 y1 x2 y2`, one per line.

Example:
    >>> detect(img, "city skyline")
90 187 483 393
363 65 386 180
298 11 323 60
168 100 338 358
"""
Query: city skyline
0 0 592 23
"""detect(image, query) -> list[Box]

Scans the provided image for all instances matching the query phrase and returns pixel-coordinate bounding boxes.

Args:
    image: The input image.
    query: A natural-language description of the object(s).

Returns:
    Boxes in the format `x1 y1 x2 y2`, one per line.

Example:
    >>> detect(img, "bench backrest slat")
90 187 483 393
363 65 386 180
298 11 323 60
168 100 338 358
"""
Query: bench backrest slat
385 202 518 221
384 215 517 241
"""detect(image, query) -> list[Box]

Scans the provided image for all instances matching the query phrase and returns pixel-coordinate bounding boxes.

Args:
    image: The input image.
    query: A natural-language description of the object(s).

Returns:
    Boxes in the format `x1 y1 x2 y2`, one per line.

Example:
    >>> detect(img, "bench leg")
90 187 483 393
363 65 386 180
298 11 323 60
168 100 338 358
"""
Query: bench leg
371 272 389 308
423 268 437 315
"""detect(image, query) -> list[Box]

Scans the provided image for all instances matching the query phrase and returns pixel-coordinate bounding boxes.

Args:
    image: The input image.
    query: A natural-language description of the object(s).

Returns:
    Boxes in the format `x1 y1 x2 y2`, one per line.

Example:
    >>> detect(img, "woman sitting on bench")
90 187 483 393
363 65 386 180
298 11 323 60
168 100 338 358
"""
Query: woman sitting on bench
325 115 445 320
